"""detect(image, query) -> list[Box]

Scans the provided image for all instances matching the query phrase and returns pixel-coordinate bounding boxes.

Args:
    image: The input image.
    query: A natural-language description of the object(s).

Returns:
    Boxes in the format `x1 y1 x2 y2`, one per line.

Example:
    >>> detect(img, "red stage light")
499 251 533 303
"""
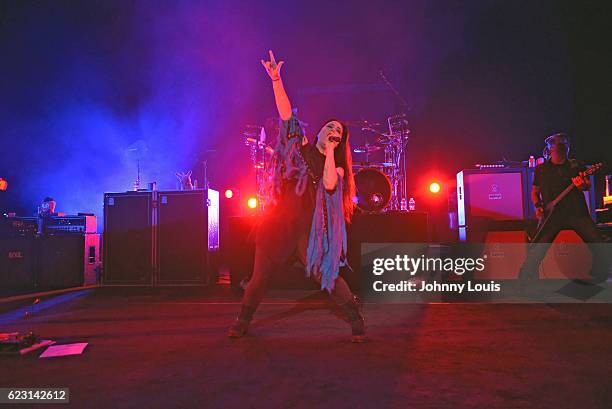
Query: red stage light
429 182 441 194
247 197 258 209
0 178 7 191
225 189 234 199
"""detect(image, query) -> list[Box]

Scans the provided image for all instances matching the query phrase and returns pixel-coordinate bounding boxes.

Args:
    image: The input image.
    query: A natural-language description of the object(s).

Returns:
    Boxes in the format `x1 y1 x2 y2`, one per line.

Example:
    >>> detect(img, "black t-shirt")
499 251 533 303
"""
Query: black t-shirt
301 143 326 180
533 158 589 217
255 142 326 260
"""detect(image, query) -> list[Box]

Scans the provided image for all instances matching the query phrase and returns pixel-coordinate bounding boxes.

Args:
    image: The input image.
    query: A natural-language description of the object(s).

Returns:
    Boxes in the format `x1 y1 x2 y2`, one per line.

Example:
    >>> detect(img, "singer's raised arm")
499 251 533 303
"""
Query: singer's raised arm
263 50 310 194
261 50 292 121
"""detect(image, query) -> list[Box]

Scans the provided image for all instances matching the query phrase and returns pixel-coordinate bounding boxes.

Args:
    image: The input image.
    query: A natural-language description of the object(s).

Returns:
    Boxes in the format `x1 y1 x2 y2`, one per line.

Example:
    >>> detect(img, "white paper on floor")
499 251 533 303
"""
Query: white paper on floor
39 342 88 358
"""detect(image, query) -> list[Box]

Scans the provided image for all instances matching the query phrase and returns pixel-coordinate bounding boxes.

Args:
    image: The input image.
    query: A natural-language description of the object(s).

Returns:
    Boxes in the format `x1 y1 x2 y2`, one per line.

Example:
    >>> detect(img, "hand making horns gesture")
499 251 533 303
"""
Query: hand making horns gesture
261 50 284 81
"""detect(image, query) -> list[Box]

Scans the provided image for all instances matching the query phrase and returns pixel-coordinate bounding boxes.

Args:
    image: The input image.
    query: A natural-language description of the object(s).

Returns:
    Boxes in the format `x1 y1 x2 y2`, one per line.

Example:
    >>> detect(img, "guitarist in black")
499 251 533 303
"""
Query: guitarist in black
518 133 608 284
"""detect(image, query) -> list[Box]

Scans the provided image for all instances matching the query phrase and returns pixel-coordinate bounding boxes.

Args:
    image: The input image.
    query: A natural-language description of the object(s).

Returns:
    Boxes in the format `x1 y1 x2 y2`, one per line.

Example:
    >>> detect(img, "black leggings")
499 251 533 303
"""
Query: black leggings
242 233 354 309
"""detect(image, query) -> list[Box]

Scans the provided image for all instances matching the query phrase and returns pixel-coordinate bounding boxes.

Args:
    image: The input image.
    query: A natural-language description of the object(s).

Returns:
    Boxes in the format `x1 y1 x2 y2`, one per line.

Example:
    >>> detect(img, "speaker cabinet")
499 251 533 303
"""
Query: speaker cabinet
103 189 217 286
0 238 36 290
157 190 208 285
457 168 528 227
0 234 100 292
103 192 154 285
347 211 429 291
37 234 101 289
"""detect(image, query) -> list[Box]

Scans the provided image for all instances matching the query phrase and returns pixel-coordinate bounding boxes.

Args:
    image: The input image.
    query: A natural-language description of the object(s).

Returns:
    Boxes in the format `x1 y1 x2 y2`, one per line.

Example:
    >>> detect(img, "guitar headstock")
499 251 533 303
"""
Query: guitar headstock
585 162 603 176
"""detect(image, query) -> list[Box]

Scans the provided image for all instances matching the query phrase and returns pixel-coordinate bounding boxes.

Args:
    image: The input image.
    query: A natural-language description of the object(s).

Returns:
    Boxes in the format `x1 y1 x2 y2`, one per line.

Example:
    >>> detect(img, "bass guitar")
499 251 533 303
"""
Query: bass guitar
530 162 603 243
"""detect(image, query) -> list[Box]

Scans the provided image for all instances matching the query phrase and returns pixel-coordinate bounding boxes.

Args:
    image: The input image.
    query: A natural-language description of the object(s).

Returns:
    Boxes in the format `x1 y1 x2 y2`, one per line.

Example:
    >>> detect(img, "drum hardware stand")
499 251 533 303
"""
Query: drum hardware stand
384 113 411 210
126 139 149 191
379 70 411 113
198 149 218 192
378 70 412 211
134 160 141 191
244 125 274 212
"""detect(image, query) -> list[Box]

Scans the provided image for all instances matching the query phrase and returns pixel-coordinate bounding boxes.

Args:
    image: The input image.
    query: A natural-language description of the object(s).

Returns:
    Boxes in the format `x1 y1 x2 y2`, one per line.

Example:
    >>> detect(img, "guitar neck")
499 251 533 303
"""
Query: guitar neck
550 183 577 207
549 164 600 207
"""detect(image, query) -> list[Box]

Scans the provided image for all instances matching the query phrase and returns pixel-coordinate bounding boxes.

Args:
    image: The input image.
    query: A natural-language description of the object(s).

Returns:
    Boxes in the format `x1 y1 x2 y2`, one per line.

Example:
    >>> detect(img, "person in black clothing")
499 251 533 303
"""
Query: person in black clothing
228 51 365 342
519 133 608 284
39 197 57 216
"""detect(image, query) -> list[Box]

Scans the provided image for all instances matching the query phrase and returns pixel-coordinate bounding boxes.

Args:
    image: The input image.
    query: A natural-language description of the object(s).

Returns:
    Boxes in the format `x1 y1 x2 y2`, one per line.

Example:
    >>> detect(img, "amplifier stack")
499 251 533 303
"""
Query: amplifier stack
456 167 597 280
0 214 100 291
102 189 219 286
456 167 596 239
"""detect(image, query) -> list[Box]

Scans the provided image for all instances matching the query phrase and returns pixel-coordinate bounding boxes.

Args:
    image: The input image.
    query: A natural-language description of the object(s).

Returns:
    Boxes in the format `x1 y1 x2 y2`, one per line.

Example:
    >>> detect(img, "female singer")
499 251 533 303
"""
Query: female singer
229 50 365 342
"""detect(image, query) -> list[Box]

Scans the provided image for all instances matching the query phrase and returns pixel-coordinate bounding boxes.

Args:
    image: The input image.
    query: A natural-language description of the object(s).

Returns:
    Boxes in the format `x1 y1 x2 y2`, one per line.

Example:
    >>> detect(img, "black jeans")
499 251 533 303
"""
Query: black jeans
519 214 609 281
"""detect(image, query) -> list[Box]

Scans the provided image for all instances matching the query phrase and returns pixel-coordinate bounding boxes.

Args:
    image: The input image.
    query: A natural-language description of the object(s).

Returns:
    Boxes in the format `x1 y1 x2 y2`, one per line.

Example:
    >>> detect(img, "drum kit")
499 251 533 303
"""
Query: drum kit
243 113 411 213
349 113 411 212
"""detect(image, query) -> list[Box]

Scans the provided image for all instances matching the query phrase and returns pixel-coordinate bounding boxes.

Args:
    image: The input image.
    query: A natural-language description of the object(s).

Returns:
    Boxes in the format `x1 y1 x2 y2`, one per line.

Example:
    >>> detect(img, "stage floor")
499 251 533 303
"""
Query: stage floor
1 286 612 409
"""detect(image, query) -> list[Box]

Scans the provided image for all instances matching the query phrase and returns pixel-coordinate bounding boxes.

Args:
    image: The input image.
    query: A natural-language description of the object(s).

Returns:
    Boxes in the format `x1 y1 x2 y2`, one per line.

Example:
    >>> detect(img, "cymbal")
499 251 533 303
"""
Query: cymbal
345 120 381 127
243 125 263 138
245 137 275 154
353 161 395 169
353 144 382 154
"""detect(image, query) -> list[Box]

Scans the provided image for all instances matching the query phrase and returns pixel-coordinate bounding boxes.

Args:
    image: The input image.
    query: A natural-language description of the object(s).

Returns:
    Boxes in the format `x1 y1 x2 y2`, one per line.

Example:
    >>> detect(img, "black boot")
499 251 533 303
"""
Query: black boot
228 305 256 338
340 295 366 343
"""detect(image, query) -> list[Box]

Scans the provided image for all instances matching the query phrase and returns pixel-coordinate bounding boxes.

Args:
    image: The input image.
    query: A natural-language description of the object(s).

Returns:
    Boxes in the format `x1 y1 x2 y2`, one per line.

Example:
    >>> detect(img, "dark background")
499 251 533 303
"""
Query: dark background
1 0 611 222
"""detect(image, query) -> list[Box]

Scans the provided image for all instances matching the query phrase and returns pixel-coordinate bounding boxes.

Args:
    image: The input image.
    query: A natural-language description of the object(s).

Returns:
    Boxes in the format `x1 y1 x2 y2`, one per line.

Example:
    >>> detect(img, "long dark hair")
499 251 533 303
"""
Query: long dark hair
316 119 356 222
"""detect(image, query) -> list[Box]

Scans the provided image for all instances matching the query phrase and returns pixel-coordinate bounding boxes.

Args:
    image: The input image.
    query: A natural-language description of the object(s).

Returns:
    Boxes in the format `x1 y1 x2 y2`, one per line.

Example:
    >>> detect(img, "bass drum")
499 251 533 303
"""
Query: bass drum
354 167 392 212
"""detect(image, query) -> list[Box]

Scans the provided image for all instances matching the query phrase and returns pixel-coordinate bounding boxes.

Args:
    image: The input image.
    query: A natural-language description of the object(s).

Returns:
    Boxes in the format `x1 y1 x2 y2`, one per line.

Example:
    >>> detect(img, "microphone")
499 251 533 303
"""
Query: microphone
329 136 341 143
